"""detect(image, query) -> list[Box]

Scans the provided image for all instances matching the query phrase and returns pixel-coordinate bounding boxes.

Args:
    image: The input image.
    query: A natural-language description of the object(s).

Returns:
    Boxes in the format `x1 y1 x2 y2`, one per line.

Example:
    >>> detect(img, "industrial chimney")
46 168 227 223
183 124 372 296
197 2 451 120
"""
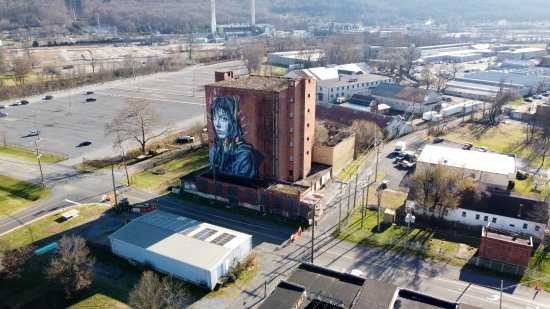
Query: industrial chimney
251 0 256 26
211 0 217 34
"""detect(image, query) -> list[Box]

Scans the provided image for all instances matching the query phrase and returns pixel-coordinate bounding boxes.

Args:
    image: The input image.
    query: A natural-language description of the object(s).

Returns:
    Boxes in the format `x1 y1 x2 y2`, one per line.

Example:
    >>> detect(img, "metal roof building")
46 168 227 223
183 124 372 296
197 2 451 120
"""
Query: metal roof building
109 210 252 290
417 145 517 189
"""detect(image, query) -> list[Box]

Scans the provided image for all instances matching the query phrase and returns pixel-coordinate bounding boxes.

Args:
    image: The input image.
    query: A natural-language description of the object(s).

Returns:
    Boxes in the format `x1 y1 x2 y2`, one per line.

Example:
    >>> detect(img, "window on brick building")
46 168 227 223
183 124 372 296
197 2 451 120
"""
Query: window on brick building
215 183 222 195
523 223 528 229
261 193 270 205
288 200 295 210
198 180 208 191
289 127 294 133
289 156 294 162
492 217 497 223
308 93 310 98
289 141 294 148
274 196 283 209
245 191 256 202
289 111 294 118
289 170 293 176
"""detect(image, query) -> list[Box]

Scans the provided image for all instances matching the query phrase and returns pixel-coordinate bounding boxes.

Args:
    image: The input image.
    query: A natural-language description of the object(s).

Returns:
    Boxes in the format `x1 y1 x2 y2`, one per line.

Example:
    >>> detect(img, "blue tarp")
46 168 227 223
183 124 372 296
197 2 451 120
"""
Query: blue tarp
34 242 57 255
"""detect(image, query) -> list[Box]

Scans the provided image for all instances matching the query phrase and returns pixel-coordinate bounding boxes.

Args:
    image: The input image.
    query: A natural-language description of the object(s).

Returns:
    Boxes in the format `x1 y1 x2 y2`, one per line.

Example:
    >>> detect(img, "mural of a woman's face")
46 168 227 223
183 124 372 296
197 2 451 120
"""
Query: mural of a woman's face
213 108 231 139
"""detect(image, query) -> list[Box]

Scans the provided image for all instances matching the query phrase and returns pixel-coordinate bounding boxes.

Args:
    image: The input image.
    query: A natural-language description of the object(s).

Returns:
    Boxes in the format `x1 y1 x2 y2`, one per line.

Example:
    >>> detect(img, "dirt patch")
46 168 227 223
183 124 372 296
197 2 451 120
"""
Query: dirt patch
43 226 61 233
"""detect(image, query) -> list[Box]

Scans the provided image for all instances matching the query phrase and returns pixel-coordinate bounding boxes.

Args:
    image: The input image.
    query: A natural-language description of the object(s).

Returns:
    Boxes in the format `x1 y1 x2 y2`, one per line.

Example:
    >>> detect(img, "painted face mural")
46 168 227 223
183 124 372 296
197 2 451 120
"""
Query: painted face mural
209 96 264 179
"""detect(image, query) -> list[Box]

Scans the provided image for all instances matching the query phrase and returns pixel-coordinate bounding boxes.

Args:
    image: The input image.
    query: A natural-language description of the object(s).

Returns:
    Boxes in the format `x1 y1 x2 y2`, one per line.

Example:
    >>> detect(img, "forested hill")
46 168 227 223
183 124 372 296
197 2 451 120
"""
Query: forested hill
0 0 548 33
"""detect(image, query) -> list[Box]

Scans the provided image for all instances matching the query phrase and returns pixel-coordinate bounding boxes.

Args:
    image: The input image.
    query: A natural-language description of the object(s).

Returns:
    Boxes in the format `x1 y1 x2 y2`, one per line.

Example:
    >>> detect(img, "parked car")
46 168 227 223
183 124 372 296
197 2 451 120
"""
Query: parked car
44 95 54 100
77 141 92 147
399 160 416 169
462 143 473 150
433 137 445 143
20 99 29 105
85 91 94 95
524 98 533 103
543 93 550 97
533 95 543 99
176 135 194 144
85 98 96 102
478 146 488 152
0 104 7 109
10 101 22 106
0 111 7 117
25 130 40 137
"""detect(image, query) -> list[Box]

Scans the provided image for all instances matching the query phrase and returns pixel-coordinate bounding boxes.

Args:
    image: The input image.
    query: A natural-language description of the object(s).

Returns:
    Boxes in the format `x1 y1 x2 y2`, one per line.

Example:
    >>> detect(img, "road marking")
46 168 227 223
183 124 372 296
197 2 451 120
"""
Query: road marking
321 249 550 308
94 92 205 105
110 87 193 96
64 199 81 205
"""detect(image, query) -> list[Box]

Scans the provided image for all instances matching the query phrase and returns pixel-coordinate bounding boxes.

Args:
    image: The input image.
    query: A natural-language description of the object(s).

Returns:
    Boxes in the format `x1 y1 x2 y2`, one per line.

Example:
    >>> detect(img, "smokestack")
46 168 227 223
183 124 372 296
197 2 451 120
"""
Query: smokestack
211 0 217 34
251 0 255 26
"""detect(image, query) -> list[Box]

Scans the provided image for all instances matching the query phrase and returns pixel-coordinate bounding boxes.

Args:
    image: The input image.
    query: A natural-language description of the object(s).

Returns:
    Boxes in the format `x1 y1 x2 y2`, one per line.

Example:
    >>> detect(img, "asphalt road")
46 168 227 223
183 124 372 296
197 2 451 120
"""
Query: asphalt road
0 61 246 166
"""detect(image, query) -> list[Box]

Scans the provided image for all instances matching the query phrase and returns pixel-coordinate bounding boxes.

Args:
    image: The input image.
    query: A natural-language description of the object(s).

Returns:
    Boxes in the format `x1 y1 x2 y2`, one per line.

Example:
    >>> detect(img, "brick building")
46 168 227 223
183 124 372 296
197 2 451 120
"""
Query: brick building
180 72 324 222
479 226 532 268
207 72 316 183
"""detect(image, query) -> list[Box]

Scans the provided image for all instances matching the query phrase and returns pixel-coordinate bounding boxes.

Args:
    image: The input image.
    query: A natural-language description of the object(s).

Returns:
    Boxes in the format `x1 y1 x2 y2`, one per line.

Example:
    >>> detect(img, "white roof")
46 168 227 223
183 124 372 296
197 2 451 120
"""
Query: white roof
109 210 251 271
285 63 371 81
418 145 516 175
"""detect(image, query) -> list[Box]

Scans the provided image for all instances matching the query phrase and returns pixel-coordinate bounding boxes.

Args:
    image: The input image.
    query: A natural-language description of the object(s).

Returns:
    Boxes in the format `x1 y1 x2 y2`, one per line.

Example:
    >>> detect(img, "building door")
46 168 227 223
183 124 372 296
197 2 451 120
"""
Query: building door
228 187 239 204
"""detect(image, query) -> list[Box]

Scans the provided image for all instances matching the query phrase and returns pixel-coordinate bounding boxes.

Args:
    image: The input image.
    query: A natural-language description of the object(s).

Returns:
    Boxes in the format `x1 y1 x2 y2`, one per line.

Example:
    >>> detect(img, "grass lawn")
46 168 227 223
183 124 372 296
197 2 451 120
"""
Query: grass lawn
337 211 479 268
131 148 209 193
0 174 51 220
0 145 66 163
522 245 550 290
442 122 550 168
507 99 525 107
0 203 110 248
512 176 550 198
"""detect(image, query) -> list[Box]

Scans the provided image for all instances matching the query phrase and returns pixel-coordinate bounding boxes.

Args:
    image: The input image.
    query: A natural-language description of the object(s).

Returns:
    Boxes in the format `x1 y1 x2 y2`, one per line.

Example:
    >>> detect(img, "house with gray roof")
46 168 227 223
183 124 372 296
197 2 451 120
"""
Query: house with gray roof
371 83 442 113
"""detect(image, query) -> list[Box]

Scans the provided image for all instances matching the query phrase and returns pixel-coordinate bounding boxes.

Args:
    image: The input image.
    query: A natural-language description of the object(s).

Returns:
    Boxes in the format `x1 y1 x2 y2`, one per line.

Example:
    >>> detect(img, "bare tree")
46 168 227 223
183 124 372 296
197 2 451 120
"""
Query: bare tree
529 106 550 174
105 98 168 154
434 67 449 92
410 163 481 219
0 241 35 280
241 42 265 75
129 271 193 309
0 47 7 74
323 34 363 65
378 49 405 74
314 121 329 145
45 235 95 298
346 120 382 157
12 56 32 85
419 64 434 89
487 78 517 125
450 62 464 79
402 46 421 76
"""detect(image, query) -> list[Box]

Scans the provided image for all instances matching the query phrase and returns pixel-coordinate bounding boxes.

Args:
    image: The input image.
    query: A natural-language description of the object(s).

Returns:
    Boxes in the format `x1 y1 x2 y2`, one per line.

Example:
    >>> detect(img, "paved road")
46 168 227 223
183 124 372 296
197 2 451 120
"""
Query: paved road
0 61 246 166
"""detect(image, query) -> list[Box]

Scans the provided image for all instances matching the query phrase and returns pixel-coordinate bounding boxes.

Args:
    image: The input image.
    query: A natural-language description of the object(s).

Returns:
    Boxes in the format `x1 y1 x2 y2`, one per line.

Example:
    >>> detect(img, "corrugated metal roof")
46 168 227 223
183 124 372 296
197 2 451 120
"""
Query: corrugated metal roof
418 145 516 175
372 83 441 104
109 210 251 270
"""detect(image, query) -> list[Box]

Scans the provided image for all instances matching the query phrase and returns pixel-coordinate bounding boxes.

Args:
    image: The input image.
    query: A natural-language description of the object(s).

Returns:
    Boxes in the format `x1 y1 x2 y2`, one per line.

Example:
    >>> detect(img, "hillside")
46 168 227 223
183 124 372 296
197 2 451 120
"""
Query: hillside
0 0 549 33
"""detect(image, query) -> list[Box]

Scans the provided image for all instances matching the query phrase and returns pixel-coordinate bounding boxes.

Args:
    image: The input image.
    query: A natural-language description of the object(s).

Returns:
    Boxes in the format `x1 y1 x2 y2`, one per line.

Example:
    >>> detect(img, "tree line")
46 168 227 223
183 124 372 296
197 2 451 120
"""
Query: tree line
1 0 549 34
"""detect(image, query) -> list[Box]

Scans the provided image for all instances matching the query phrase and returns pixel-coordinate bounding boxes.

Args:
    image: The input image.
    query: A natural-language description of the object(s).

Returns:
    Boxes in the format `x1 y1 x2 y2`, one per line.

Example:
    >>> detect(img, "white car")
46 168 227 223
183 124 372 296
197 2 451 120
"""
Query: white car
0 111 7 117
478 146 488 152
25 130 40 137
350 269 364 277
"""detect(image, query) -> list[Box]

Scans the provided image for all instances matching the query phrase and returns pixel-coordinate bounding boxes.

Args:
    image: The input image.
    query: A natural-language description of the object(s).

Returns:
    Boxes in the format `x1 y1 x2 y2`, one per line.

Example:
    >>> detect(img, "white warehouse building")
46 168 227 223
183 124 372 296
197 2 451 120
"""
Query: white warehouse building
496 48 547 61
417 145 517 190
109 210 252 290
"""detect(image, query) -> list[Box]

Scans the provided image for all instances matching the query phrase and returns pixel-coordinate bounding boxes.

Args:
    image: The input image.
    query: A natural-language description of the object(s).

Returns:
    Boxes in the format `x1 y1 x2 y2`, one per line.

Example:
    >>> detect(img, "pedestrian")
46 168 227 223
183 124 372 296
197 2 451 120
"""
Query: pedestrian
534 282 541 299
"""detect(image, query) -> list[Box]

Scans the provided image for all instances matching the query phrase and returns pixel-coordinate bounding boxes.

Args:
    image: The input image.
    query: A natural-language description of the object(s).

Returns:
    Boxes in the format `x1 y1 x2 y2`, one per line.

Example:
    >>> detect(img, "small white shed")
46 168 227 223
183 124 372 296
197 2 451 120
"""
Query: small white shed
109 210 252 290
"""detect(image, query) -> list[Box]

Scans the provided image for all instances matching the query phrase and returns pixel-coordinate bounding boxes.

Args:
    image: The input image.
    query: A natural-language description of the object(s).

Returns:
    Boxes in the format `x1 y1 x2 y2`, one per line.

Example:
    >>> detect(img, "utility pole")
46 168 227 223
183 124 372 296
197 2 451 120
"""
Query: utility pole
34 141 45 187
68 88 72 108
352 173 358 212
500 280 503 309
361 174 372 228
111 162 118 205
310 201 316 264
374 138 381 182
376 181 387 232
347 177 352 215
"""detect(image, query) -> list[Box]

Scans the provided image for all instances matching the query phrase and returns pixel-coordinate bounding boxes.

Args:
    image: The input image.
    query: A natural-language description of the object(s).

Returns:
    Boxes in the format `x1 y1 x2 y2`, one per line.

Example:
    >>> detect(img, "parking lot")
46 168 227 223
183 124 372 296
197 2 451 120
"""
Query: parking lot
0 61 246 166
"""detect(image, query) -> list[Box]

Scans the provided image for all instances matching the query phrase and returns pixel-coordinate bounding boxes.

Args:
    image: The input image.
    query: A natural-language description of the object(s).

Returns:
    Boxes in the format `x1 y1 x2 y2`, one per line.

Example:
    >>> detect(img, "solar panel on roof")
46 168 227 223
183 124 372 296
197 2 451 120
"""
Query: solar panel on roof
192 228 218 241
210 233 236 246
180 224 201 235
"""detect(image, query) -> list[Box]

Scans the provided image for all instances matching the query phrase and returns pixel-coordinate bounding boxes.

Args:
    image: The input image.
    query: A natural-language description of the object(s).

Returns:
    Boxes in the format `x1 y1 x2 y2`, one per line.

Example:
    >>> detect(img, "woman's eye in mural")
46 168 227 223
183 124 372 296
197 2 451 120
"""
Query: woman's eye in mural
214 113 230 139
